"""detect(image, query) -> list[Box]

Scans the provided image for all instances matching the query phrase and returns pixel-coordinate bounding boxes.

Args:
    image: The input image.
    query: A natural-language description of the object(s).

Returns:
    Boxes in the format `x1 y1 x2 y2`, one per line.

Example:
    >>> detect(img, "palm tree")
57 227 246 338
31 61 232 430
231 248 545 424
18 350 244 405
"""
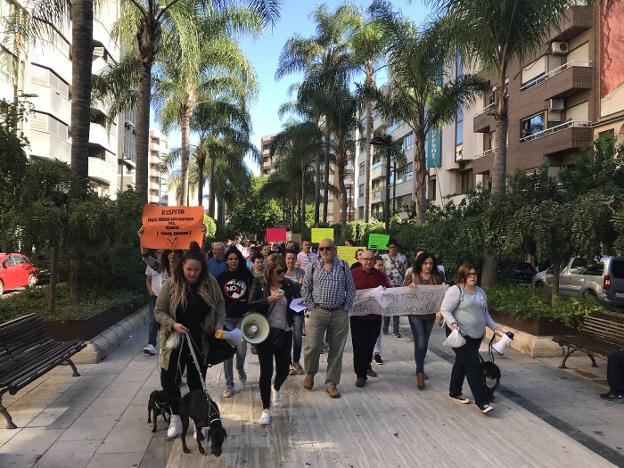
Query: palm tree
368 1 485 223
276 3 359 223
114 0 279 202
351 15 388 222
433 0 571 286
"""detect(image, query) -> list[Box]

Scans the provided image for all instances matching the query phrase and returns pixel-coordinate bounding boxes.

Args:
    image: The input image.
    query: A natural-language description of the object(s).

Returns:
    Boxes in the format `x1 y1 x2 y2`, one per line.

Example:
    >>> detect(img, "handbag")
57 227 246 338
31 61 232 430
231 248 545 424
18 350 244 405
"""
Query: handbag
204 335 236 366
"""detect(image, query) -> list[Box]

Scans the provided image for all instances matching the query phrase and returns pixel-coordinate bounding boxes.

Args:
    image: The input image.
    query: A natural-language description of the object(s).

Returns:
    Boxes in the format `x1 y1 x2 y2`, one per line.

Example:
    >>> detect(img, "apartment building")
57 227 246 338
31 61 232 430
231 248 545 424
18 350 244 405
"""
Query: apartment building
0 0 127 198
260 134 277 175
147 129 167 204
355 1 624 218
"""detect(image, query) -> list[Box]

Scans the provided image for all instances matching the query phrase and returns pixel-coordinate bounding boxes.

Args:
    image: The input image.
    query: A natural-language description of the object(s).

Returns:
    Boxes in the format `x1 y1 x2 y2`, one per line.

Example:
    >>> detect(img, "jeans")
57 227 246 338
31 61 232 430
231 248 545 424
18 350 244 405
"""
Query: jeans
148 295 159 346
382 316 400 334
407 316 435 373
304 307 349 386
223 317 247 389
257 331 292 409
161 339 206 414
607 349 624 393
350 317 381 379
291 313 304 364
446 327 488 407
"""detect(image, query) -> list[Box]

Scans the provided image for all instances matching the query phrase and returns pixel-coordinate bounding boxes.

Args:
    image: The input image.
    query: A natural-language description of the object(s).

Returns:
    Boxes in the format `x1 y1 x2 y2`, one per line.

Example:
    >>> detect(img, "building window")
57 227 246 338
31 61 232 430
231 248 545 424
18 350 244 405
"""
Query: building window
460 170 474 194
403 132 414 151
520 113 545 141
428 176 436 201
359 162 365 173
404 162 413 182
0 47 17 84
358 184 364 197
30 112 68 139
358 206 364 219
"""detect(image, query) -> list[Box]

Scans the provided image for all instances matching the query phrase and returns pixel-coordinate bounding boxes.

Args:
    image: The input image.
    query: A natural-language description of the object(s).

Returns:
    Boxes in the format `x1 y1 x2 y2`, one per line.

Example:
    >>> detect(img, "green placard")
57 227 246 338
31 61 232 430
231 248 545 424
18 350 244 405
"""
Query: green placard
368 233 390 250
311 228 334 244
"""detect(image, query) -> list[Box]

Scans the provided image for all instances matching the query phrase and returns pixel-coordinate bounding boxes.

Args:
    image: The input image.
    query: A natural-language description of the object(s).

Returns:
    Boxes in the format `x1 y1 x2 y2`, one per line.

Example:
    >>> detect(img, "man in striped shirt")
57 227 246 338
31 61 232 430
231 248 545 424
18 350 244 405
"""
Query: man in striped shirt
301 238 355 398
297 240 318 270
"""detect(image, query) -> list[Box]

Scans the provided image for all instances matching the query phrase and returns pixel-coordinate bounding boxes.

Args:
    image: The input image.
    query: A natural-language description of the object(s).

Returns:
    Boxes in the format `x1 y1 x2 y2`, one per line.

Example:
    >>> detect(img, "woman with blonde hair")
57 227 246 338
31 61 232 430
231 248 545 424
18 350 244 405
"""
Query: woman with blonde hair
248 253 300 425
155 246 225 438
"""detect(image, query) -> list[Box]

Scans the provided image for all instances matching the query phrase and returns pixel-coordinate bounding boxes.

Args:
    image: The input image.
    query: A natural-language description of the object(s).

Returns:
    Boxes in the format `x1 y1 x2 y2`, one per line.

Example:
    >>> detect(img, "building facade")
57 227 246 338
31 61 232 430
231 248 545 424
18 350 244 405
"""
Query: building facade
260 134 277 175
0 0 129 198
355 1 624 220
147 129 167 204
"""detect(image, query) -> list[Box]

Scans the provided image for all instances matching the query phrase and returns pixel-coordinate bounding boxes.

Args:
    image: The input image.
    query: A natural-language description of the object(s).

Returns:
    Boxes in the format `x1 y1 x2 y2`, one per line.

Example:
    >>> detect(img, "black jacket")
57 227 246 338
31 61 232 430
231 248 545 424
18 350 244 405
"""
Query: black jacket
247 277 301 327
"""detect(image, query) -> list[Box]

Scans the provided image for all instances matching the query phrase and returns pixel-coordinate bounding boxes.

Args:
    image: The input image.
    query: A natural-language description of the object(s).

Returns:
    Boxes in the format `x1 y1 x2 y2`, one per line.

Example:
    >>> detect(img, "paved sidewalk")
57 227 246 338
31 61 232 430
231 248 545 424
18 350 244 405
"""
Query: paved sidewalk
0 320 621 468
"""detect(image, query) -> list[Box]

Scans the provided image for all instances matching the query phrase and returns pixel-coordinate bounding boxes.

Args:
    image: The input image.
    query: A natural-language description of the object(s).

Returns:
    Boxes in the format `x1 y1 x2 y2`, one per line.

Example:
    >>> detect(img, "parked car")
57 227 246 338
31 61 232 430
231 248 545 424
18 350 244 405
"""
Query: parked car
498 261 536 286
0 253 38 295
532 256 624 307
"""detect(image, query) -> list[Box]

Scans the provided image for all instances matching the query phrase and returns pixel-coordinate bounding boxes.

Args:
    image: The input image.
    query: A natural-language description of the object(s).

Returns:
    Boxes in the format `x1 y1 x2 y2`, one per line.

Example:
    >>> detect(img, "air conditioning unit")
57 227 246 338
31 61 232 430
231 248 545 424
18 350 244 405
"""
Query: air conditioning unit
548 110 563 121
551 42 569 55
548 98 565 111
93 46 106 58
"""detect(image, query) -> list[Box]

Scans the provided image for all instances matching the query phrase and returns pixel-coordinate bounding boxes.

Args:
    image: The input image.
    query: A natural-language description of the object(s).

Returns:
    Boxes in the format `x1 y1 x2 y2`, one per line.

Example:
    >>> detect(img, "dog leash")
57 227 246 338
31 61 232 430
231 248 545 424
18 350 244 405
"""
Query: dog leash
179 331 221 423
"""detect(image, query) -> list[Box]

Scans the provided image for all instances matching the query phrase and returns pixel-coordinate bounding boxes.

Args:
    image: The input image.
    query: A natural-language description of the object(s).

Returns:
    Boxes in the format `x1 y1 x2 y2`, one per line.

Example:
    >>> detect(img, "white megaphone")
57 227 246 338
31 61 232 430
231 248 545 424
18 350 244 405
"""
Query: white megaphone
215 328 244 345
240 313 270 344
492 331 514 355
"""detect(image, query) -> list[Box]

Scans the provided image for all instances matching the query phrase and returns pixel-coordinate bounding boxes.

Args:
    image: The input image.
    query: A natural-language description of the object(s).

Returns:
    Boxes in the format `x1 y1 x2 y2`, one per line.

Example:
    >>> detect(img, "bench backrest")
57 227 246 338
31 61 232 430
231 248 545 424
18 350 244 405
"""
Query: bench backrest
580 312 624 348
0 314 54 377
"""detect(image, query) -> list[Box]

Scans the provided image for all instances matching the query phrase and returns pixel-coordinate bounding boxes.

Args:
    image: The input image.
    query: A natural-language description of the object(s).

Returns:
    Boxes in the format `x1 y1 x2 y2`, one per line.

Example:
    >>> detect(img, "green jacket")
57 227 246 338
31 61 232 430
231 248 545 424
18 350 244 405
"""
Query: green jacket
154 276 225 370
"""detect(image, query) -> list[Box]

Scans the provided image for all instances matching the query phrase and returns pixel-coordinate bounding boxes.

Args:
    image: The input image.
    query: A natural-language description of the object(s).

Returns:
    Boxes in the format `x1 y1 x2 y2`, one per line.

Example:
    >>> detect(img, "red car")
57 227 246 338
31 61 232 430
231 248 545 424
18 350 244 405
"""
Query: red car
0 253 38 295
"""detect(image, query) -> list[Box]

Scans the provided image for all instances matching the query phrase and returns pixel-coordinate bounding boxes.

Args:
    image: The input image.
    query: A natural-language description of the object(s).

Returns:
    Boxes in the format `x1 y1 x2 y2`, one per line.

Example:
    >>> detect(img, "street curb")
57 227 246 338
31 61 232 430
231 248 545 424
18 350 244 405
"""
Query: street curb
72 304 150 364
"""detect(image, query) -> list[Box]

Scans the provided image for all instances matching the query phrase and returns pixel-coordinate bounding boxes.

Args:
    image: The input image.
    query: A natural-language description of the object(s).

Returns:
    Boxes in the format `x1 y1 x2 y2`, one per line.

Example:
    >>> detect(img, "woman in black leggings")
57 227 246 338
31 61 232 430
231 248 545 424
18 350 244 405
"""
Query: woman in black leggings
154 246 225 438
248 253 300 425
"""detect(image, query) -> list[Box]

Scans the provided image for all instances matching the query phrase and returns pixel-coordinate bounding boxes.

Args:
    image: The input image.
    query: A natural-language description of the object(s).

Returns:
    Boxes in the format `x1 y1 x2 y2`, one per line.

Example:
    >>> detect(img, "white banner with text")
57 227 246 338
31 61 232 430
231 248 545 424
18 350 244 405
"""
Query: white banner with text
350 285 448 317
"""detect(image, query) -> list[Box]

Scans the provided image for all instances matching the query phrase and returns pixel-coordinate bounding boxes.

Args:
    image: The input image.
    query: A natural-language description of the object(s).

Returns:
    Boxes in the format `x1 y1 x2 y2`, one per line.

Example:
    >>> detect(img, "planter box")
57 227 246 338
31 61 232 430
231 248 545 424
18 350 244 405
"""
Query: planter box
491 310 575 336
44 298 147 341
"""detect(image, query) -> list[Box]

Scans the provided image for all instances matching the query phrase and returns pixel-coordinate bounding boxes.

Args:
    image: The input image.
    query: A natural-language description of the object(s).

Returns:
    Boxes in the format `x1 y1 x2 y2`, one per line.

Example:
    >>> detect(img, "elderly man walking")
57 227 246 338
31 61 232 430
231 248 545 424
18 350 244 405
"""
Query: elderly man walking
302 238 355 398
208 242 227 278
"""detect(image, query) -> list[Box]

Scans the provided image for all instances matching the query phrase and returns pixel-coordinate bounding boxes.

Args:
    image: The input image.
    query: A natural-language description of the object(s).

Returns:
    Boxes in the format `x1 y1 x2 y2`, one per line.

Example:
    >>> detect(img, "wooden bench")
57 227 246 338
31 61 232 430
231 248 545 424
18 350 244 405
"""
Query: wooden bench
0 314 86 429
553 311 624 369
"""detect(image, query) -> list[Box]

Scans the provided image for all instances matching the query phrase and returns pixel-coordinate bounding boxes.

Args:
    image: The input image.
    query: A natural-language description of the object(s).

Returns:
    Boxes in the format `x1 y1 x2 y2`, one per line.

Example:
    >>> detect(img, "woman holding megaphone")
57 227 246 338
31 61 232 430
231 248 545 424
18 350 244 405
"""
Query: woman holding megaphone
440 264 506 415
247 253 301 425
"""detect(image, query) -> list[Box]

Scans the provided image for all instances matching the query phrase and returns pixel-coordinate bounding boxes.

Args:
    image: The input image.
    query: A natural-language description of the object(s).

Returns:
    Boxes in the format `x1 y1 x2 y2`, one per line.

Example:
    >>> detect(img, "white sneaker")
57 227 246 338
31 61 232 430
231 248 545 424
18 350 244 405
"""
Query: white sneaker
259 409 271 425
143 344 156 355
272 388 282 408
167 414 182 438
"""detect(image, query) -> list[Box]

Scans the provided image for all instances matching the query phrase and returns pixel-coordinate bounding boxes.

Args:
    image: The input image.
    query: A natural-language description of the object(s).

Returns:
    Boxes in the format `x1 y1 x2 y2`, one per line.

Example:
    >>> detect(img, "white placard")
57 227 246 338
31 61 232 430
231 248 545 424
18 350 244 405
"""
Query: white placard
350 285 448 317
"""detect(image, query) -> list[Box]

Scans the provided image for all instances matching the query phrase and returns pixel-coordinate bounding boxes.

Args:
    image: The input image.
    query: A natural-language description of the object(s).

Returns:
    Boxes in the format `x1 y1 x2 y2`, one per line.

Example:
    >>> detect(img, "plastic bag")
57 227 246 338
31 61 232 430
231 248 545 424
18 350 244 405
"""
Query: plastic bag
443 329 466 348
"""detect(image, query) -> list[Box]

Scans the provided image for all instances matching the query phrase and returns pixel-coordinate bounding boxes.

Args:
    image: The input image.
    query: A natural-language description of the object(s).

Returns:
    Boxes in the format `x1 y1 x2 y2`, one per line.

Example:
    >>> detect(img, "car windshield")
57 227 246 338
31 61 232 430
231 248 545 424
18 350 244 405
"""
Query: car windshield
611 260 624 279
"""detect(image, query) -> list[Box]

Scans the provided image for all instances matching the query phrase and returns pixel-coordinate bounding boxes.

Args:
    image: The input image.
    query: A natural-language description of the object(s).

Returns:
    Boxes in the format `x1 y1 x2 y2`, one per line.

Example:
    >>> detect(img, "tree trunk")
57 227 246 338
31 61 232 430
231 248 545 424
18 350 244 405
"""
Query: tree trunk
301 166 306 230
70 0 92 192
480 256 497 289
196 149 205 207
384 146 391 230
218 199 225 228
392 160 397 214
135 17 161 203
177 96 192 205
551 258 561 304
365 103 373 222
338 159 347 225
414 127 427 223
322 128 331 224
48 242 59 312
208 156 216 218
68 0 93 300
314 151 321 225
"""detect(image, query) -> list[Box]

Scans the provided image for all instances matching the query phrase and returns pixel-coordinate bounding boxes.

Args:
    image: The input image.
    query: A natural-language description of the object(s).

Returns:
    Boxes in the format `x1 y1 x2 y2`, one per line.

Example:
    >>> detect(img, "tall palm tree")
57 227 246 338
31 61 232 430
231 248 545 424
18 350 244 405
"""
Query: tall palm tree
368 1 485 223
276 3 359 223
433 0 571 286
114 0 279 202
351 15 388 222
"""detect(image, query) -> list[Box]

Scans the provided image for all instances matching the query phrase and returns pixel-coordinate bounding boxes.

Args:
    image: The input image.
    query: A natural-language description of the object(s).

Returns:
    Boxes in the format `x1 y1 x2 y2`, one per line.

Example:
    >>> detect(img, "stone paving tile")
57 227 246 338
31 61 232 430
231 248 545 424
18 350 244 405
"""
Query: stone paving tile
95 404 153 455
86 451 145 468
0 427 65 460
32 439 100 468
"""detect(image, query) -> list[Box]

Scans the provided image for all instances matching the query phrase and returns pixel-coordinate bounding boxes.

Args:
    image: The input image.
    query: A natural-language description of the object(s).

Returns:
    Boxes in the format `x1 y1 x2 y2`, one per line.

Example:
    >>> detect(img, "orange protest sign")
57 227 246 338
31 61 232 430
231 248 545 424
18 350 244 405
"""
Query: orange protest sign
141 205 204 250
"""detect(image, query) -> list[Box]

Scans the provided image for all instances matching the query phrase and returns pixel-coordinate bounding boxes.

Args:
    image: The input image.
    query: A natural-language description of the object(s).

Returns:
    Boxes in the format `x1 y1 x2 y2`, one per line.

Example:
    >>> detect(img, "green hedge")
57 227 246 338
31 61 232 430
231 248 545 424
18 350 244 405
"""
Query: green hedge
0 283 146 323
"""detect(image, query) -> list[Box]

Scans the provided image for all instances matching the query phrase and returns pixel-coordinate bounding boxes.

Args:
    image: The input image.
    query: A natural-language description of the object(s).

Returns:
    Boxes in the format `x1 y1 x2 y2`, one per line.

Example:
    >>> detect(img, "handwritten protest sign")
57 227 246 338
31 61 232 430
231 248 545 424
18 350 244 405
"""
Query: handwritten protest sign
351 285 448 317
311 227 334 243
368 233 390 250
336 246 366 263
266 228 287 243
141 205 204 250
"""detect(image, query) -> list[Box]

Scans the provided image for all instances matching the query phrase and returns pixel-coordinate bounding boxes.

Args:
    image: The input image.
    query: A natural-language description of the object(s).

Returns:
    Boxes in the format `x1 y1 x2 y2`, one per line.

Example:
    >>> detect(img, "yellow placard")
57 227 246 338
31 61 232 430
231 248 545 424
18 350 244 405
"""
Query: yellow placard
336 246 366 263
311 228 334 244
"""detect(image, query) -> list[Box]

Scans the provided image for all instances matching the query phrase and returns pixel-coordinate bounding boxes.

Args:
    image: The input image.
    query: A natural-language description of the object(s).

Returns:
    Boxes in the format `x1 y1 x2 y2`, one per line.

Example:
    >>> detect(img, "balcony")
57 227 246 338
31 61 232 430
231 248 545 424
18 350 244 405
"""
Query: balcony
371 189 386 204
29 131 70 162
93 20 120 62
89 123 116 153
519 120 593 155
549 4 592 42
31 86 70 123
473 102 496 133
520 60 593 98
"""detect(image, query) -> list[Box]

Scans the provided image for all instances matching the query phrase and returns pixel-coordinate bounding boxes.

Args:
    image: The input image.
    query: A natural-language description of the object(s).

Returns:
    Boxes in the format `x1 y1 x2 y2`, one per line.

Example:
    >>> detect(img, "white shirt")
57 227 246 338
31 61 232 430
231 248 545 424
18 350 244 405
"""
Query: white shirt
297 251 318 270
145 266 167 296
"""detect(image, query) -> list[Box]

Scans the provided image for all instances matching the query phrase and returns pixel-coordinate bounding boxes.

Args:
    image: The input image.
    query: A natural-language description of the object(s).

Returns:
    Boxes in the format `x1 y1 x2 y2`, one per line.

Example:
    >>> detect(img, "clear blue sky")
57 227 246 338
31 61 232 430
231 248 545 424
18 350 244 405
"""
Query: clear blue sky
161 0 431 173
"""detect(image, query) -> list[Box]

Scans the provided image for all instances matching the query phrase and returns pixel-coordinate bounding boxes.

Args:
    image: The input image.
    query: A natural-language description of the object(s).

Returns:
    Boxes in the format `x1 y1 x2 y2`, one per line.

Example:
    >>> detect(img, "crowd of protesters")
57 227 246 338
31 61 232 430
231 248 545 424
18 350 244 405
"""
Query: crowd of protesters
138 227 518 433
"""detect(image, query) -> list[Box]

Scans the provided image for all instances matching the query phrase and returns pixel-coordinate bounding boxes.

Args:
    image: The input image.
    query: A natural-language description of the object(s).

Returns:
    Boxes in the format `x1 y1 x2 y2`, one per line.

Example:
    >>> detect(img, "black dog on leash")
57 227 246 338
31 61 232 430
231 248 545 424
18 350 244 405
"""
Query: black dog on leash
179 389 227 456
147 390 171 433
481 360 501 402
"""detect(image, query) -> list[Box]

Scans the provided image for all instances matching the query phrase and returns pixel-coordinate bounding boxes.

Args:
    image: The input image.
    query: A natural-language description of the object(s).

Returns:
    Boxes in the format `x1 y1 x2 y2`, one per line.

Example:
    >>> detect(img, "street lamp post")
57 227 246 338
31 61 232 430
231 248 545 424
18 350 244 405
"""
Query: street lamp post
370 134 393 231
